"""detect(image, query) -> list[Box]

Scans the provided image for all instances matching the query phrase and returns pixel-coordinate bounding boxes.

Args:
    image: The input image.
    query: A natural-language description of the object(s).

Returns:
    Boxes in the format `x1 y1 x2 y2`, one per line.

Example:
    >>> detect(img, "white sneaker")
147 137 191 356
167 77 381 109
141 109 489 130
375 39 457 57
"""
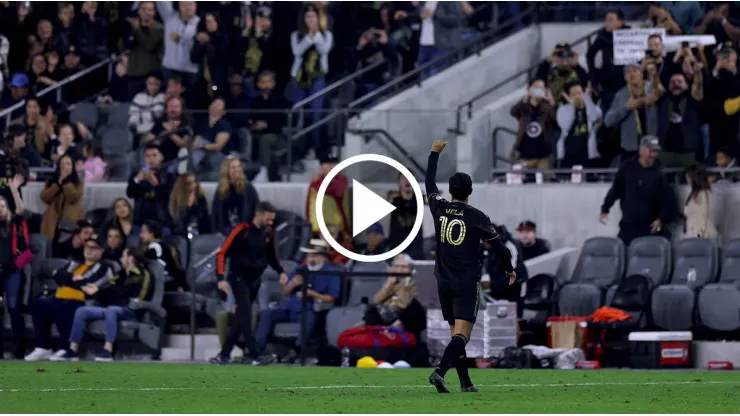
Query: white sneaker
24 348 53 361
49 349 79 362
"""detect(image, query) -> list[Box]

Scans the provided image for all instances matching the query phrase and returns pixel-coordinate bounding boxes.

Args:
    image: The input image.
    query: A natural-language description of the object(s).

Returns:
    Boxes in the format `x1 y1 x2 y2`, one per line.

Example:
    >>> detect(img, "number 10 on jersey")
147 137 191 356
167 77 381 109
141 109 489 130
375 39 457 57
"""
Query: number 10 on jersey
439 216 466 246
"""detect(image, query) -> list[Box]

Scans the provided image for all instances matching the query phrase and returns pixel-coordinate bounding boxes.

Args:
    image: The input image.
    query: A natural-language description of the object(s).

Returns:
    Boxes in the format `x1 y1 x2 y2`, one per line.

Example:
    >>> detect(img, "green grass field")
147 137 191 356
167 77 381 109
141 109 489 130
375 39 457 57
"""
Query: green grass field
0 362 739 413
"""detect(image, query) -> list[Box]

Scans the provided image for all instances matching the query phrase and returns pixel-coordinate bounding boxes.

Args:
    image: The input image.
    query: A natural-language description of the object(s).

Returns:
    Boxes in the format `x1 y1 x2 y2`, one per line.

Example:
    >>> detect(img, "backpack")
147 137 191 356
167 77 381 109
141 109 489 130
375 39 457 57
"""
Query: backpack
337 325 417 350
495 347 540 369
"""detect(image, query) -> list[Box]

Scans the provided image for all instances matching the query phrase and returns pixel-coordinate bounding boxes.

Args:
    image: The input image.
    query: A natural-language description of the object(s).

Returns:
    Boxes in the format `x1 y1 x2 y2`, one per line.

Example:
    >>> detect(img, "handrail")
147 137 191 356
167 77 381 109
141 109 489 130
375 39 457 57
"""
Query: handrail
491 126 518 169
291 60 386 111
490 167 740 175
346 128 426 177
192 247 221 269
1 54 124 126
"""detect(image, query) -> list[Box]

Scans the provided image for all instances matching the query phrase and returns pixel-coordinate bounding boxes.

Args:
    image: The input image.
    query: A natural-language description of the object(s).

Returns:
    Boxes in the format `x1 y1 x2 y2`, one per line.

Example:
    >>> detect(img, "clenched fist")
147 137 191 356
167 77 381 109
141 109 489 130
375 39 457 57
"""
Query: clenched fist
431 140 448 153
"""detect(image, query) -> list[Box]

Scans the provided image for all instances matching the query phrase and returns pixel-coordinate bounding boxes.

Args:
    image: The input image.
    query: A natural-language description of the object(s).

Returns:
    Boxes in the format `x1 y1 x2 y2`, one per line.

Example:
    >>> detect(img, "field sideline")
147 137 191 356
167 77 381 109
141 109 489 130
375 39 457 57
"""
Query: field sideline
0 362 738 413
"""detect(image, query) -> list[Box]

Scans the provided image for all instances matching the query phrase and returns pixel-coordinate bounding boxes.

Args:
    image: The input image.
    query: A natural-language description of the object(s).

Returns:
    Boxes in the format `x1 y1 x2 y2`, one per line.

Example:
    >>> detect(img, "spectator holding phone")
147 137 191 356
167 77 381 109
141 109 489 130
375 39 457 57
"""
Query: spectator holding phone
126 143 176 233
156 1 200 87
125 1 165 96
709 42 740 156
557 82 602 168
509 79 557 170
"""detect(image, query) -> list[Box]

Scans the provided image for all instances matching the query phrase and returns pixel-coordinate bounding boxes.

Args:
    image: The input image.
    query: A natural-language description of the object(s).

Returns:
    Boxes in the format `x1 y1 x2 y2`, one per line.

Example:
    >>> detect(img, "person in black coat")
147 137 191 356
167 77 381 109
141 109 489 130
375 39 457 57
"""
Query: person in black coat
169 172 212 237
190 13 231 103
483 224 528 318
125 143 176 234
586 10 630 111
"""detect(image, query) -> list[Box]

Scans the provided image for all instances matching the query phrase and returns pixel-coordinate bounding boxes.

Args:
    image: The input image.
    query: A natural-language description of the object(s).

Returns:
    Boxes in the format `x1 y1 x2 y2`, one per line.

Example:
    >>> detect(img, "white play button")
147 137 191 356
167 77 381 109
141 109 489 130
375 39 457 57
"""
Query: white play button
351 180 396 238
315 154 425 263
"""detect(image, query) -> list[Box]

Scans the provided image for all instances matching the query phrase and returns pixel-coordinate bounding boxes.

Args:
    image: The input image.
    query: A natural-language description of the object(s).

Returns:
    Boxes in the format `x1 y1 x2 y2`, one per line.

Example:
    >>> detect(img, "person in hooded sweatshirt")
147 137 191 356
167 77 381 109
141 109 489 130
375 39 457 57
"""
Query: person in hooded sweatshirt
587 9 630 112
600 136 678 246
482 224 528 318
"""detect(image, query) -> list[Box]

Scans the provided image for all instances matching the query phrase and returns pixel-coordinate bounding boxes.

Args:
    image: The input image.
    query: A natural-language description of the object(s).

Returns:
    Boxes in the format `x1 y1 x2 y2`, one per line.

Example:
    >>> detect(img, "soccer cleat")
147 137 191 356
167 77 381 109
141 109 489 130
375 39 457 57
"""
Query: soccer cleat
251 353 277 366
94 350 114 362
49 349 79 362
24 348 53 361
428 370 450 393
209 355 231 365
461 385 479 393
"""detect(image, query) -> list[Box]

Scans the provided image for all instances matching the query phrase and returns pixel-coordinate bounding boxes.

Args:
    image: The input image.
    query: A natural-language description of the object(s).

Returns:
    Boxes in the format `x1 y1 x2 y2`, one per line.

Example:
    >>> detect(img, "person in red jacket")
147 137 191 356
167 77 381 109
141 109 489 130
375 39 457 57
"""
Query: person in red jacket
210 201 288 365
306 152 350 237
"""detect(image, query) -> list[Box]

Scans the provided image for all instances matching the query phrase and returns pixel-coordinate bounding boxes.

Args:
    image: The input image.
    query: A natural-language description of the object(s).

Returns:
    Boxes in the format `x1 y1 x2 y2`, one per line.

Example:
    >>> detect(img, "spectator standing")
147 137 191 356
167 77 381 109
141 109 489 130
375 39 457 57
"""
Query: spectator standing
40 154 84 241
192 98 233 180
536 43 585 108
129 73 165 137
509 79 557 169
29 19 55 58
210 201 287 366
56 45 89 103
516 220 550 261
73 1 110 66
237 6 279 98
600 136 677 246
100 55 130 103
4 2 34 74
416 1 464 77
11 96 51 158
557 82 602 168
290 5 334 157
353 26 400 95
224 73 251 130
249 70 290 181
655 70 704 168
126 143 176 232
587 9 629 111
604 64 659 160
47 124 82 165
8 124 42 168
190 13 231 101
53 3 75 56
645 4 683 35
140 220 185 291
0 175 27 359
144 96 190 164
709 42 740 156
124 1 164 97
306 153 350 236
156 1 200 88
387 173 424 259
169 172 211 237
683 164 717 240
659 2 704 35
27 232 113 362
253 239 339 365
66 246 153 362
212 158 260 236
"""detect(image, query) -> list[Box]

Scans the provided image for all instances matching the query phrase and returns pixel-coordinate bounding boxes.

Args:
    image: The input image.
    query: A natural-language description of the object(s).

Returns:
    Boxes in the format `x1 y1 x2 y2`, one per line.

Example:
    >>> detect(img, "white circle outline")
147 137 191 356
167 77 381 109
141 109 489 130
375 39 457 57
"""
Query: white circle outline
315 154 425 263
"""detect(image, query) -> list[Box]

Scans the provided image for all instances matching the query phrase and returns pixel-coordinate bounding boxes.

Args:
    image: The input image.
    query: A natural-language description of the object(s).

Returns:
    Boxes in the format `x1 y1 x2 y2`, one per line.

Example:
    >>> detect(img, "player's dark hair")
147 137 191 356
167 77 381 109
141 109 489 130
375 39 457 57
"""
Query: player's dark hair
449 172 473 201
255 201 277 214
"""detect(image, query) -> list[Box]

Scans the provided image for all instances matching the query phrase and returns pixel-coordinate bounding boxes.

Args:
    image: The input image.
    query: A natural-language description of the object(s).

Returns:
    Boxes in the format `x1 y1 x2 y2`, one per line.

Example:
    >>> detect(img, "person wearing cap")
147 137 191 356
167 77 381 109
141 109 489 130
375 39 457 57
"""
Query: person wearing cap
356 222 388 256
516 221 550 261
306 150 350 236
54 220 95 262
7 123 42 168
604 63 660 161
535 43 586 108
0 74 30 111
600 135 678 246
557 81 602 168
252 239 340 364
58 45 86 80
711 146 740 183
26 232 114 362
211 201 287 365
65 246 154 362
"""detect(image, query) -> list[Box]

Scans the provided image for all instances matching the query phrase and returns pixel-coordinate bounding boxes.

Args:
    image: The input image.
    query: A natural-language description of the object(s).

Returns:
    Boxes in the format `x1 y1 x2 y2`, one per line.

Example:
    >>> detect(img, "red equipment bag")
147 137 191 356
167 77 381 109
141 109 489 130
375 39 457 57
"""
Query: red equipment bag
337 325 417 349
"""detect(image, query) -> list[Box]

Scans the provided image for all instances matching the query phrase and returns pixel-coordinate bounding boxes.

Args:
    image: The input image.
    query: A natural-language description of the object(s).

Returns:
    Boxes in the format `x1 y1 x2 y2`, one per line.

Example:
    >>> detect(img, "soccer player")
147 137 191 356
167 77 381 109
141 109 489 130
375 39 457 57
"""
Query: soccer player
425 140 516 393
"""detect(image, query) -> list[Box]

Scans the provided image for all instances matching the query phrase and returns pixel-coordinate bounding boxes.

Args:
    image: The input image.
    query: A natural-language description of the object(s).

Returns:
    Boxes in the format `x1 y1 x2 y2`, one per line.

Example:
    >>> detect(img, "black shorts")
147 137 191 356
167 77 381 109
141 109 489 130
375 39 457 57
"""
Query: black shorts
437 279 481 325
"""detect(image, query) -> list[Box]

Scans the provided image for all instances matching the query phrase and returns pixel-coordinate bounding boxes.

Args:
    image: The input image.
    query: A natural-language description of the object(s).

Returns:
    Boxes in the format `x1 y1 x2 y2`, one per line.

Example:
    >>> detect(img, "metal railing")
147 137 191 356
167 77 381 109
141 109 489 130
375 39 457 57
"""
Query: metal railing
1 54 125 126
345 128 426 177
489 166 740 184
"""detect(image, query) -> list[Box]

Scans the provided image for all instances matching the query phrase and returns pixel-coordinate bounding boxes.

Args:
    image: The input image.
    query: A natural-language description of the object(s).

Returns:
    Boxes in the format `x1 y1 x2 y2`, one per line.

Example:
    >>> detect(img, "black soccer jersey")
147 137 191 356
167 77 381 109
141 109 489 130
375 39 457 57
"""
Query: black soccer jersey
425 151 512 283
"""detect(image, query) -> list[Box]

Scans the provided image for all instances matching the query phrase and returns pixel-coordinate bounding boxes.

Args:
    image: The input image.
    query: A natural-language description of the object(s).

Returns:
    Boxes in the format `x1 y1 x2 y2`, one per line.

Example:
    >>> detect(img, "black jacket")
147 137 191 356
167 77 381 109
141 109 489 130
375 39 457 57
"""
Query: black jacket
126 169 176 228
601 158 678 227
586 25 631 93
211 184 260 235
145 240 186 291
190 29 231 91
173 194 212 237
216 222 283 281
95 266 153 307
72 15 110 63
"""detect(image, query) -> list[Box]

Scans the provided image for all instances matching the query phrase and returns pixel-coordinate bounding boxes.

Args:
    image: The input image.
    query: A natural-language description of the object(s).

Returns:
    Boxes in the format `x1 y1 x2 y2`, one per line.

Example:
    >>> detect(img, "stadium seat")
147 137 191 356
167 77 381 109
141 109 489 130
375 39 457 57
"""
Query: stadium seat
273 210 311 263
326 306 365 346
107 153 133 181
163 234 224 326
101 128 133 158
164 235 190 271
521 273 556 327
557 237 625 316
86 208 110 230
606 236 672 304
651 238 718 330
698 239 740 332
346 262 389 306
609 274 651 329
87 261 167 355
257 274 286 311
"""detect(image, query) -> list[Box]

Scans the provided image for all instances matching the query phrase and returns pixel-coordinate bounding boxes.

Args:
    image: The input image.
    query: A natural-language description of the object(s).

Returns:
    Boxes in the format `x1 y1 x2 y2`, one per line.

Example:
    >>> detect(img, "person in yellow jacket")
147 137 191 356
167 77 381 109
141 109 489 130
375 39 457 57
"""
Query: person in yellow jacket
306 152 350 236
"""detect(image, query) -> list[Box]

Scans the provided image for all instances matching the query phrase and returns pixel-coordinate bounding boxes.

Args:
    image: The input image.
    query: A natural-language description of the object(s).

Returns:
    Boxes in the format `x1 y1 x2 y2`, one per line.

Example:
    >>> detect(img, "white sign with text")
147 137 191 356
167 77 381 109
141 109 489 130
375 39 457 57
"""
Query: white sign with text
613 28 666 65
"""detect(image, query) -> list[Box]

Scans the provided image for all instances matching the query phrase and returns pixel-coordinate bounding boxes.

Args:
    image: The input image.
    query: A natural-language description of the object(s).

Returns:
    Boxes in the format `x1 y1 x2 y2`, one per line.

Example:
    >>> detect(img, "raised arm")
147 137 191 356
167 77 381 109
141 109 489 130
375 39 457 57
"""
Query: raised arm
426 140 446 197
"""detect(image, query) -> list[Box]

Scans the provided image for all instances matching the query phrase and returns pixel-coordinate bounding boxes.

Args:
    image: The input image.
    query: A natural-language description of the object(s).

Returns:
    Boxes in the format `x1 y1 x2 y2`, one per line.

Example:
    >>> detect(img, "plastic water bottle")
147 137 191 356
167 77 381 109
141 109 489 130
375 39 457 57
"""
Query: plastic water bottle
341 347 350 368
687 268 697 283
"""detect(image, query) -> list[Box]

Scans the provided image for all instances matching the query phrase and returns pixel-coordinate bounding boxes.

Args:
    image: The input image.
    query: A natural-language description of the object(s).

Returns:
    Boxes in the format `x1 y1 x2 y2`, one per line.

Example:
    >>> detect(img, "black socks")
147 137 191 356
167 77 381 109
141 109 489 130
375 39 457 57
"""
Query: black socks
435 334 468 378
456 348 473 388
